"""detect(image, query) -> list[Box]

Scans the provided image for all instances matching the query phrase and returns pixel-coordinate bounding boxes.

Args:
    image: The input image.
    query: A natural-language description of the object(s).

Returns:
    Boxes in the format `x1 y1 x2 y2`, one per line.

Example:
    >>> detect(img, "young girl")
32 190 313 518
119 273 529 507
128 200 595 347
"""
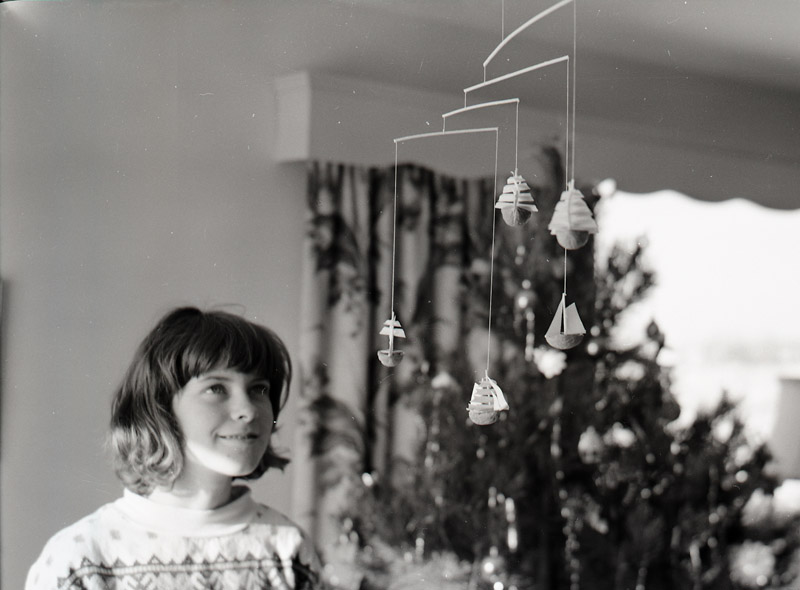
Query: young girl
26 306 325 590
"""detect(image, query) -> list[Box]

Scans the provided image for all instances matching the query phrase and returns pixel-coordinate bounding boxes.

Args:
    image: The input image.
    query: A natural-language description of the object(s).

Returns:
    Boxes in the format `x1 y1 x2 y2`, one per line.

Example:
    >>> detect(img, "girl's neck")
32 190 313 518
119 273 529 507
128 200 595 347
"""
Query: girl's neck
148 468 235 510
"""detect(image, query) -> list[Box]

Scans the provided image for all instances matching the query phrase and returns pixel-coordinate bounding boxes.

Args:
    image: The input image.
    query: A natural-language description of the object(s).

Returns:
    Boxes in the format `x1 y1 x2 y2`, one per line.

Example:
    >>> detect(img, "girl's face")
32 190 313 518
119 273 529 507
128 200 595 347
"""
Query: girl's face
171 368 274 486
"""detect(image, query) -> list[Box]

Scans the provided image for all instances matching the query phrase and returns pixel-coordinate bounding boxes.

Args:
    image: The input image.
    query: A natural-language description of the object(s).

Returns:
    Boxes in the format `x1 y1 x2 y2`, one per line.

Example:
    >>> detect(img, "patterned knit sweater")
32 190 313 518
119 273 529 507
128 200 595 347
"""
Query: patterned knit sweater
25 486 324 590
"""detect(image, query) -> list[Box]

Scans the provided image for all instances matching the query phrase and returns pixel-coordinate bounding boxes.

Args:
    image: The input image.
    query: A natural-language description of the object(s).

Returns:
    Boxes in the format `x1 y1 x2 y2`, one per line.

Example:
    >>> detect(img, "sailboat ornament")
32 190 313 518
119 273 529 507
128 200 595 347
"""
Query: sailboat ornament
548 179 598 250
377 0 598 417
468 373 510 426
546 290 586 350
496 171 537 226
377 312 405 367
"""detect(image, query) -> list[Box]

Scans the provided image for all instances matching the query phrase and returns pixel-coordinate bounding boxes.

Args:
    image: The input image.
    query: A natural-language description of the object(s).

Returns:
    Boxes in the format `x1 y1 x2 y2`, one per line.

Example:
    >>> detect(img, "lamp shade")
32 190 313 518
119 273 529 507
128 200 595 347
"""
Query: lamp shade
769 377 800 480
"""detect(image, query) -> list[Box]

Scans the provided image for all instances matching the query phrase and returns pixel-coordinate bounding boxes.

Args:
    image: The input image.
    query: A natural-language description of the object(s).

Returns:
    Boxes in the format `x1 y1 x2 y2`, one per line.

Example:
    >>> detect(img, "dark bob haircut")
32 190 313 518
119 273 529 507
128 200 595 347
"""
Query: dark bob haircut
110 306 292 494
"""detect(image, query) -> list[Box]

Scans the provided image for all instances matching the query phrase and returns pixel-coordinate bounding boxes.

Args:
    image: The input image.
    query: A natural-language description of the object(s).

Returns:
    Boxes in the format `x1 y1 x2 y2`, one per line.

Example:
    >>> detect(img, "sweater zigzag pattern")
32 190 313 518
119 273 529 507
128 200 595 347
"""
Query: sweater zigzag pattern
57 554 318 589
26 488 324 590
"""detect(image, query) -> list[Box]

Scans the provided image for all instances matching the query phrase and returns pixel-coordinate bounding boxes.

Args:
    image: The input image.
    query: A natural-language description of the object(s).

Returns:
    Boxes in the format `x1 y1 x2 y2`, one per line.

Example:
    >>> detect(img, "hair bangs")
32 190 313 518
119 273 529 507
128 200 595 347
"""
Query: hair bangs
176 313 290 412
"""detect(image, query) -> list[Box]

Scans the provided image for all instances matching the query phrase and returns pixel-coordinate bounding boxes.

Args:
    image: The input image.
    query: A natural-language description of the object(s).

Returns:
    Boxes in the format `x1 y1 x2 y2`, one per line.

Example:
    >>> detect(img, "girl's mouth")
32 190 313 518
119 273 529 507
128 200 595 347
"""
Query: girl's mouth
218 433 260 441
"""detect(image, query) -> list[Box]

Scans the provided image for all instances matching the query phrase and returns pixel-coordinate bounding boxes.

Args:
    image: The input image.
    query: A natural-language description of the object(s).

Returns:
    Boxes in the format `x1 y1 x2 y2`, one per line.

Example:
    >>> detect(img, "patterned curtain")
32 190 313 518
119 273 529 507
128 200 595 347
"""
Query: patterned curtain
290 160 498 545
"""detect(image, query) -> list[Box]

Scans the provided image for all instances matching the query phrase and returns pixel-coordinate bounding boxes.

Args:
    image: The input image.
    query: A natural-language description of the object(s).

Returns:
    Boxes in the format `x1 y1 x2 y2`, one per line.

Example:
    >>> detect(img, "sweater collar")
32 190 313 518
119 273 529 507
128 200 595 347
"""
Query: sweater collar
114 485 258 536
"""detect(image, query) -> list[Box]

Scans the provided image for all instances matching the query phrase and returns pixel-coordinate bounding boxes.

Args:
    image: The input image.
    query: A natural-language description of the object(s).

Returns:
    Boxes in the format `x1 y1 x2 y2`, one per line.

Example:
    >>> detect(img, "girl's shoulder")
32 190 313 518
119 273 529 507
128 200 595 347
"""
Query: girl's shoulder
249 502 320 555
25 501 122 590
39 500 122 551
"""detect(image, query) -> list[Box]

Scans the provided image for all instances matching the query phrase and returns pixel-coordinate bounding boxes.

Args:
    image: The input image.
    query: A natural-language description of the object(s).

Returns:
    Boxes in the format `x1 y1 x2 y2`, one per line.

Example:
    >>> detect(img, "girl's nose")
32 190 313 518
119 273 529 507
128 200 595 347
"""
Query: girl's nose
231 391 257 422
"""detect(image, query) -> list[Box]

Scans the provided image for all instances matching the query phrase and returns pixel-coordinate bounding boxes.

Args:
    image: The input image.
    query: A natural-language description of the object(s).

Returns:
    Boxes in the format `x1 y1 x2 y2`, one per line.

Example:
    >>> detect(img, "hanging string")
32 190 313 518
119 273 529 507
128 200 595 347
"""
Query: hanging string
560 2 579 332
565 59 571 189
514 100 520 173
571 0 578 183
390 142 400 314
562 248 569 332
501 0 505 40
486 130 500 373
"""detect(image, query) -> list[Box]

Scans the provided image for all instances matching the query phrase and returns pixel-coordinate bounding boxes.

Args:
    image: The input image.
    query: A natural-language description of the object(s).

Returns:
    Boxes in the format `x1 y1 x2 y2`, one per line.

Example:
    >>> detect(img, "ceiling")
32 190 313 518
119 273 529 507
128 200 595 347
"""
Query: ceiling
296 0 800 134
340 0 800 94
311 0 800 128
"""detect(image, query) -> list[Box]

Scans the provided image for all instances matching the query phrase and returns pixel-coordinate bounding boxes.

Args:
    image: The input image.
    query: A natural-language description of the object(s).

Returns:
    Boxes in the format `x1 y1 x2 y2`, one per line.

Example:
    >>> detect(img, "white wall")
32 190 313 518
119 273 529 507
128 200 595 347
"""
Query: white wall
0 3 309 588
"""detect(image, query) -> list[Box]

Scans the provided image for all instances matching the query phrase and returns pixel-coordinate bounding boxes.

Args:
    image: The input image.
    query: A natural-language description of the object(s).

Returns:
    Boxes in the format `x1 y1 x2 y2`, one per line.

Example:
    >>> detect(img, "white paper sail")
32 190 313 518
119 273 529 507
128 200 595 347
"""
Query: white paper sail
379 317 406 338
486 376 509 411
562 302 585 335
495 194 536 209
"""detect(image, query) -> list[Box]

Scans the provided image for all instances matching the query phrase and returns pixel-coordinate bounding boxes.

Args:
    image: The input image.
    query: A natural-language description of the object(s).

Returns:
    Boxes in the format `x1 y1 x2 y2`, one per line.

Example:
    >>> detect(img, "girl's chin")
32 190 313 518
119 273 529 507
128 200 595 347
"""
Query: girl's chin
184 450 266 481
216 459 262 478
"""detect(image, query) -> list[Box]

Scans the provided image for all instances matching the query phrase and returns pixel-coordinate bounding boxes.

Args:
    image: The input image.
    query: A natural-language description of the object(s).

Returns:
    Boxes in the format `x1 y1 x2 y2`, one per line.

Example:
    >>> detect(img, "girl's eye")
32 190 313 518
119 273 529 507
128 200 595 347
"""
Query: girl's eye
205 384 227 396
250 384 271 397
